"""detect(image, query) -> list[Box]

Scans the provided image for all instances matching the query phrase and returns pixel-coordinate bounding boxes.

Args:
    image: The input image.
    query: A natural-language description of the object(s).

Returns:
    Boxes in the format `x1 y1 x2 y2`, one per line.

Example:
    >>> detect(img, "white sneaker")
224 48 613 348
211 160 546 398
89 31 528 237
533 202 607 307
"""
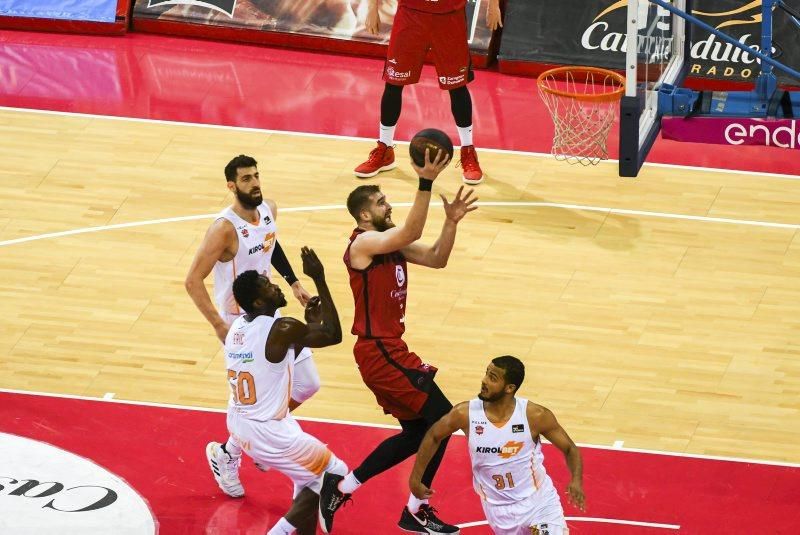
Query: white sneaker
206 442 244 498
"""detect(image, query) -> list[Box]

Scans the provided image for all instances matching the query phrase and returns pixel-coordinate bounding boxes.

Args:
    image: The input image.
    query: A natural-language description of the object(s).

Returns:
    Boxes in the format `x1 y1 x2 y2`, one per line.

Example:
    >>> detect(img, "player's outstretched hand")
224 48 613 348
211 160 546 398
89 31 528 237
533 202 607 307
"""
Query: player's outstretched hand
409 478 434 500
291 281 312 307
301 247 324 281
304 296 322 324
365 2 381 35
411 147 451 181
486 1 503 31
441 186 478 224
566 480 586 511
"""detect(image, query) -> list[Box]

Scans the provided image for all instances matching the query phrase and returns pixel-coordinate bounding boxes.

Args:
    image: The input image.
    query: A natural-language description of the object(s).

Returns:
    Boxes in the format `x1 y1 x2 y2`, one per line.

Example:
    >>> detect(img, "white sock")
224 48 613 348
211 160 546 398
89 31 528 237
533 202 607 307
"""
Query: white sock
379 123 396 147
457 125 473 147
407 494 428 515
338 472 362 494
324 455 348 477
267 517 296 535
224 438 242 457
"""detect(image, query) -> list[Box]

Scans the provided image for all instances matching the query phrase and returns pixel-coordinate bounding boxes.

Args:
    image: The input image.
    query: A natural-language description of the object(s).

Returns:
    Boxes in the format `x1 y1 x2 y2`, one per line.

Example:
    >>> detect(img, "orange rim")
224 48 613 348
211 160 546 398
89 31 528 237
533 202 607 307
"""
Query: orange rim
537 66 626 103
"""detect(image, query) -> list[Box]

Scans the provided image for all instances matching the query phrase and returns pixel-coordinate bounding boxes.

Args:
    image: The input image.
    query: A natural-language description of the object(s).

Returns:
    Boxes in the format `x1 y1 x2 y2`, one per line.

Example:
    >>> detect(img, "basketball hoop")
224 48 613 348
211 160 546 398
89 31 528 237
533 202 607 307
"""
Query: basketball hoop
537 66 625 166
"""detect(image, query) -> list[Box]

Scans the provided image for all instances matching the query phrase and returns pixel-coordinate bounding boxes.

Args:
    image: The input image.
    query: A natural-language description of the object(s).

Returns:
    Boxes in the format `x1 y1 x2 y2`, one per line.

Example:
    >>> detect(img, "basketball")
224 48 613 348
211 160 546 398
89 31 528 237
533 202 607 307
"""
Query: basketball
409 128 454 167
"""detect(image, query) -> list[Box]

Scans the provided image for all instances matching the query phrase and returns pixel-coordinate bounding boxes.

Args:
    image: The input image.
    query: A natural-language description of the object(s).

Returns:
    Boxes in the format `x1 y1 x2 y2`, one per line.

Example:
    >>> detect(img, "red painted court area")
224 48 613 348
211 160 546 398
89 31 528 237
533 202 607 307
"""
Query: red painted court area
1 391 798 534
1 30 799 176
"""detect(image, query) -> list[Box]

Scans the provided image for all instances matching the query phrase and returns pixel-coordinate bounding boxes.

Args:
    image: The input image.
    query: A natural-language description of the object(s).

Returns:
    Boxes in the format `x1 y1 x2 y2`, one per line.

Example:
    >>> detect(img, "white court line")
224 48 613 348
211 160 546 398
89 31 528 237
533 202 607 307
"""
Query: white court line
613 440 625 448
103 392 115 400
458 517 680 530
2 200 799 248
1 105 799 181
2 387 799 469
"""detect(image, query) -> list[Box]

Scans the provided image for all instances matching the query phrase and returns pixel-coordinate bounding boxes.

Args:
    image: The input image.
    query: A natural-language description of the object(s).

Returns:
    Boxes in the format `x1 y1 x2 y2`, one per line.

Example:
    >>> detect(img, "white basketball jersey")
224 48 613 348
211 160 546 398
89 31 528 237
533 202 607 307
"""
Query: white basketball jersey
468 397 557 506
224 314 295 422
213 203 278 317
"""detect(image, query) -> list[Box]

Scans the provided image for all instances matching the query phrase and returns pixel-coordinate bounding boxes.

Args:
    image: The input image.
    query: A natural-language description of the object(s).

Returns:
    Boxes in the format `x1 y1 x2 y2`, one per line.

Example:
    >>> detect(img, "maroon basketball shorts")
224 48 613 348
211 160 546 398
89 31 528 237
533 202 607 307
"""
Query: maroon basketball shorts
353 337 438 421
383 5 473 90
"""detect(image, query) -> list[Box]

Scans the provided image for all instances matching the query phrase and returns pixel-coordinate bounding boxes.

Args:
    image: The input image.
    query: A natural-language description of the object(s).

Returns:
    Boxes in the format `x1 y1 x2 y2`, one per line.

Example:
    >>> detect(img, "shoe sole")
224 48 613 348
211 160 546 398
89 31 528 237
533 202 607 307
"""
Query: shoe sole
462 176 484 185
354 162 397 178
205 442 244 498
318 509 331 534
398 526 460 535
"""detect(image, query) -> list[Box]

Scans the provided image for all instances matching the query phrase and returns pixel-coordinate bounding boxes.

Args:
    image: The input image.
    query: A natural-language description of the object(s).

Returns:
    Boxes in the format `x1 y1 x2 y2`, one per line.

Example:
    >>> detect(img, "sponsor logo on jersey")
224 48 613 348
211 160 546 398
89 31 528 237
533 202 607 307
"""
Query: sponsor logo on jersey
395 265 406 287
240 228 249 238
227 351 254 363
475 425 484 435
439 74 466 86
386 66 412 80
233 332 244 345
263 215 272 225
248 232 275 255
475 440 524 459
512 424 524 433
147 0 236 17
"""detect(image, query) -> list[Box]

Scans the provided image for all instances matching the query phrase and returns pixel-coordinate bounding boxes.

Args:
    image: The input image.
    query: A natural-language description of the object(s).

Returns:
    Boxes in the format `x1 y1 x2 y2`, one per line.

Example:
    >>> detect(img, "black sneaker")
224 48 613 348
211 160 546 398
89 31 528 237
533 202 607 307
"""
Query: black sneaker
318 472 351 534
398 505 460 534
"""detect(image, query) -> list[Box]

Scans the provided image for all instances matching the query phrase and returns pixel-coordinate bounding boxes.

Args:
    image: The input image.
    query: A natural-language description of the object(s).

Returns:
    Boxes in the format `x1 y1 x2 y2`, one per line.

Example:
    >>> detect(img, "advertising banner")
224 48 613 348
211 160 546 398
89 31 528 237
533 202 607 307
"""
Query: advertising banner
498 0 800 85
0 0 118 22
133 0 494 53
662 117 800 148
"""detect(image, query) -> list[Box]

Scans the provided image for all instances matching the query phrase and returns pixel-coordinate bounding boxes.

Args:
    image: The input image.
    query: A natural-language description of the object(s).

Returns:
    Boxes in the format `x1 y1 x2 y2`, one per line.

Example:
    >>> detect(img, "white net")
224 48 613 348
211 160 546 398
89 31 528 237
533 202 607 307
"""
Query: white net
537 67 625 166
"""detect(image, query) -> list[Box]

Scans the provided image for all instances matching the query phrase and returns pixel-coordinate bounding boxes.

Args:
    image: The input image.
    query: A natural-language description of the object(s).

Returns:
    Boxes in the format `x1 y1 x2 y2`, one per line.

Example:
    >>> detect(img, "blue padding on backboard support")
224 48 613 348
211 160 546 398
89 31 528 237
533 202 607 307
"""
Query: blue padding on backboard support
0 0 117 23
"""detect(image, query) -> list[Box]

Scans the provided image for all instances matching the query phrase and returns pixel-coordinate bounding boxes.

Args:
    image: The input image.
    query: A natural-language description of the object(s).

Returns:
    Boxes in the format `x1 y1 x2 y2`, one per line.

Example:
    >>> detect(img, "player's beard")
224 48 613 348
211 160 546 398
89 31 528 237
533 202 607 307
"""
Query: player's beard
235 185 263 209
478 387 504 403
371 211 395 232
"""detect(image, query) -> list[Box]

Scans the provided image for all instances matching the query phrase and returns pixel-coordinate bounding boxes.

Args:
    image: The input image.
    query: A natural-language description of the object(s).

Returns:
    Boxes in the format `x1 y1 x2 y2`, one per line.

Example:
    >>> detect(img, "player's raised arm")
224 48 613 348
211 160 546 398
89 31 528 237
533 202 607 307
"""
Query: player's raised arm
266 248 342 361
185 219 236 343
409 402 469 499
401 186 478 268
530 404 586 511
351 148 450 259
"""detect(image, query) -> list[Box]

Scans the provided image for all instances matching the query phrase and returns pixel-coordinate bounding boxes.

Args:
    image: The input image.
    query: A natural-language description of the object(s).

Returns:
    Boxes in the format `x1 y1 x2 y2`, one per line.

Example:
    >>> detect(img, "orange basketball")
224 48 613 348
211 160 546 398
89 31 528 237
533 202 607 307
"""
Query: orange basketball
409 128 454 167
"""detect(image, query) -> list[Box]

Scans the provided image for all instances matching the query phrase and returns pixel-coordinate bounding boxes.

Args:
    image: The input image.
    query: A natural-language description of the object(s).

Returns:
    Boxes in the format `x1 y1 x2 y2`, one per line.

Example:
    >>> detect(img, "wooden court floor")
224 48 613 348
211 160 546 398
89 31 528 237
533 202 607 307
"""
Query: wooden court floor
1 108 799 463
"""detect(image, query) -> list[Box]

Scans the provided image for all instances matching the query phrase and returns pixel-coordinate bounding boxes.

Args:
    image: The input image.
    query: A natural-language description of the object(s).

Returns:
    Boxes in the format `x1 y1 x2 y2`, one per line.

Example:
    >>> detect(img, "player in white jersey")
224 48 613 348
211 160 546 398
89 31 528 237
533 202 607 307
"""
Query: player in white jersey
212 248 348 535
409 356 585 535
186 155 323 496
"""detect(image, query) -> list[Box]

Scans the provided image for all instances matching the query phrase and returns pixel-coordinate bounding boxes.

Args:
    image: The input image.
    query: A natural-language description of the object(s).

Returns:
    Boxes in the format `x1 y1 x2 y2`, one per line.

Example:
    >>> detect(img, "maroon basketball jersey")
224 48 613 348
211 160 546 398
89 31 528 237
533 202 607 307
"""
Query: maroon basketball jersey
400 0 466 14
344 228 408 338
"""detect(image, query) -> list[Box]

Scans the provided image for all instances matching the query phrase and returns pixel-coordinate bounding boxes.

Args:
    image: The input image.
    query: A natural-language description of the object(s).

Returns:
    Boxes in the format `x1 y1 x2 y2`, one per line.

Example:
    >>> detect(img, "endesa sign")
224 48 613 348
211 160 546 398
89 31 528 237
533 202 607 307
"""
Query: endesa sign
662 117 800 149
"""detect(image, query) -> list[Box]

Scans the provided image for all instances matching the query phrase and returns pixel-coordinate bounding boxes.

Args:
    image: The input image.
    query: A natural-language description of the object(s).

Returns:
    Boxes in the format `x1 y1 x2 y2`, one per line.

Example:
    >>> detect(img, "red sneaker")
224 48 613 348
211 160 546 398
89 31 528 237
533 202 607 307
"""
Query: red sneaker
458 145 484 185
354 141 397 178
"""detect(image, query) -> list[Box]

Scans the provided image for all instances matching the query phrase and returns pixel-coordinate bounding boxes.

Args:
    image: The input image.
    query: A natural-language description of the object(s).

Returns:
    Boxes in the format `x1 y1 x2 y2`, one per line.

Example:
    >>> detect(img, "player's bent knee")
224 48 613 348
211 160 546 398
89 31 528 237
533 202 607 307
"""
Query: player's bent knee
324 454 348 477
291 360 321 403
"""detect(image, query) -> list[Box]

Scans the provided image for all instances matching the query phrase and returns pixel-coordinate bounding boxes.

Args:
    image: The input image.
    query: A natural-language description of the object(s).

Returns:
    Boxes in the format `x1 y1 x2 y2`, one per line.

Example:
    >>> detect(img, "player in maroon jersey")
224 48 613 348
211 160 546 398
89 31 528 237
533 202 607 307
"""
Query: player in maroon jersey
318 148 477 534
353 0 503 186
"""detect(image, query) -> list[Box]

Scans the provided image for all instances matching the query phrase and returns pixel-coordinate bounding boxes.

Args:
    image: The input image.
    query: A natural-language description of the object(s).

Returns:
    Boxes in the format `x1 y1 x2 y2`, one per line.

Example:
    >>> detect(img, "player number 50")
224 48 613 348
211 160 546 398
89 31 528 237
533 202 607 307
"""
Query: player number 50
228 370 257 405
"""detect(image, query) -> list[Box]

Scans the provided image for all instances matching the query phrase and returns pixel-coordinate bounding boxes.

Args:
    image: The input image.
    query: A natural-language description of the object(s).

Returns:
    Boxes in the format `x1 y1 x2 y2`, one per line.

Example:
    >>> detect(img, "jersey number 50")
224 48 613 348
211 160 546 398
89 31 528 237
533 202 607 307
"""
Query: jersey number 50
228 370 257 405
